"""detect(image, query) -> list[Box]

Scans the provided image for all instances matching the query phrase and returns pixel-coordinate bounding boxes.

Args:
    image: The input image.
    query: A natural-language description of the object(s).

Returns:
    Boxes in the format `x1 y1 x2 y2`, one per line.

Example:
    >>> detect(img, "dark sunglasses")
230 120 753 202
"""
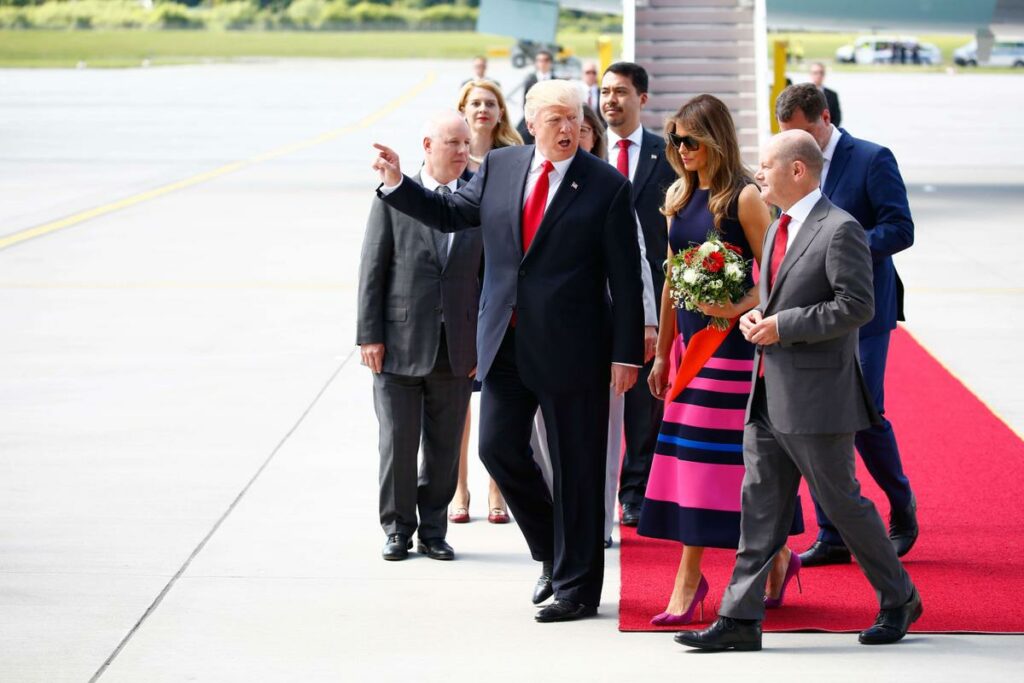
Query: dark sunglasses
668 130 701 152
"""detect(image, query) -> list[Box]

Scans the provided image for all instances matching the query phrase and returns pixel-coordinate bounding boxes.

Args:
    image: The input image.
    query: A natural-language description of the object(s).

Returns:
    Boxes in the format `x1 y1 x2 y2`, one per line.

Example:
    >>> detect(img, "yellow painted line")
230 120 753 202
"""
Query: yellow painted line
0 71 437 253
899 324 1023 441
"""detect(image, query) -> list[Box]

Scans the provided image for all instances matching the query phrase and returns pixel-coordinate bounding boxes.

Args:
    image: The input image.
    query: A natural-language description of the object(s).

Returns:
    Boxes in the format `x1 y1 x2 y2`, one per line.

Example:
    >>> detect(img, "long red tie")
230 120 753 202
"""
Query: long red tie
521 160 554 253
759 213 792 378
768 213 792 291
615 139 631 177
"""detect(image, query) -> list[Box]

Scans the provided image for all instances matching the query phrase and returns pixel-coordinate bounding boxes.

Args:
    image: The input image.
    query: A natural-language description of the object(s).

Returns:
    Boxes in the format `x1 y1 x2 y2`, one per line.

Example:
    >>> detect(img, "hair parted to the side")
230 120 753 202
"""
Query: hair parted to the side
775 83 828 123
524 79 583 124
661 94 755 230
456 79 523 149
603 61 649 94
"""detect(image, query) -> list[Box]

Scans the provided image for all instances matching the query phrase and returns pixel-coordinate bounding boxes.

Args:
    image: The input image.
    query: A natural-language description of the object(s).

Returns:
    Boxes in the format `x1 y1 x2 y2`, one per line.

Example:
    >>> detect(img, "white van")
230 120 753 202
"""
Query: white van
953 38 1024 67
835 36 940 65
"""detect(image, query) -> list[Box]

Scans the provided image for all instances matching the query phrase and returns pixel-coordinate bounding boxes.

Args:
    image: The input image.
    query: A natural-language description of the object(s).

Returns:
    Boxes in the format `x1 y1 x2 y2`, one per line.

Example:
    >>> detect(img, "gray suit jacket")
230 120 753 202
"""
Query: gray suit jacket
749 195 881 434
356 173 483 377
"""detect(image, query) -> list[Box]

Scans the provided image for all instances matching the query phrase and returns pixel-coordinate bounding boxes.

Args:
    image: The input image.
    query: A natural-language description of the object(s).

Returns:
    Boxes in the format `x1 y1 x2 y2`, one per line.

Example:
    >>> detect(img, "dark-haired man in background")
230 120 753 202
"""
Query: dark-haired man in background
600 61 676 527
775 83 918 567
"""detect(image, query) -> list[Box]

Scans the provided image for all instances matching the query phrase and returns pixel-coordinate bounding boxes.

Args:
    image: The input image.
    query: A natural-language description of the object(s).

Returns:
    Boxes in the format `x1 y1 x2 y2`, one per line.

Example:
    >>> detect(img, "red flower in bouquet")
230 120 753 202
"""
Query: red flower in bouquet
703 251 725 272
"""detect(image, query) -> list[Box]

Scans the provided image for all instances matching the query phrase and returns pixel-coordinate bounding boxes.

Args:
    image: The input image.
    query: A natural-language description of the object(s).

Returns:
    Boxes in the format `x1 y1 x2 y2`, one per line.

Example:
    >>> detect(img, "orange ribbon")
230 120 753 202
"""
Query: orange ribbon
665 317 738 404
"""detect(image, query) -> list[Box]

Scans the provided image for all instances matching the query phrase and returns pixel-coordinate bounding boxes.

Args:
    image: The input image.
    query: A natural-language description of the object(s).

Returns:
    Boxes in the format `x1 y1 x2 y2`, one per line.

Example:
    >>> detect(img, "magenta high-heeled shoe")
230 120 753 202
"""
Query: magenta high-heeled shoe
764 550 803 609
650 575 709 626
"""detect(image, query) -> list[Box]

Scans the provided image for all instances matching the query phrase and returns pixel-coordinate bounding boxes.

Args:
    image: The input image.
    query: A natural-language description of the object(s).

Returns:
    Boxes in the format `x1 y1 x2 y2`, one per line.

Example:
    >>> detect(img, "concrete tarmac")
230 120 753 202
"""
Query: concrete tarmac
0 60 1022 682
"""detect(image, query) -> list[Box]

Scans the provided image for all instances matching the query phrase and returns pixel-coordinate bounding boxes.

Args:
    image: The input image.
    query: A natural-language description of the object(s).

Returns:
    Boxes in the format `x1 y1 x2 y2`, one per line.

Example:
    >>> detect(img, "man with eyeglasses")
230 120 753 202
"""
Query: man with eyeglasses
581 61 601 115
599 61 677 530
808 62 842 127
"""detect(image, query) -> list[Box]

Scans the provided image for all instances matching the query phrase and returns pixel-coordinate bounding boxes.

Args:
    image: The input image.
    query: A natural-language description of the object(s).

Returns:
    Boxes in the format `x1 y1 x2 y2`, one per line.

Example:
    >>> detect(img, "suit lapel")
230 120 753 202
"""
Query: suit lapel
523 152 589 262
630 130 661 201
766 198 830 308
410 172 444 268
511 146 535 258
442 176 469 270
823 131 853 197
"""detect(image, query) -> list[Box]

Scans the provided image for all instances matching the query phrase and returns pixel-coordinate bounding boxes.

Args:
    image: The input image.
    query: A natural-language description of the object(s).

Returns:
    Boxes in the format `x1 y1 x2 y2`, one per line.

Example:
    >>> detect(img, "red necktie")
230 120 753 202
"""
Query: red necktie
759 213 792 378
768 213 792 291
521 160 554 253
616 139 631 177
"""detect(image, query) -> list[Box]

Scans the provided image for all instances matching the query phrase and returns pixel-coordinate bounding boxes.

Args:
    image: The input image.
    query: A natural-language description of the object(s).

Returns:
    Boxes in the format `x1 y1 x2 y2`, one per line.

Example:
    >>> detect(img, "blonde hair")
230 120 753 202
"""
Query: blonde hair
661 94 755 230
524 79 583 124
456 79 523 149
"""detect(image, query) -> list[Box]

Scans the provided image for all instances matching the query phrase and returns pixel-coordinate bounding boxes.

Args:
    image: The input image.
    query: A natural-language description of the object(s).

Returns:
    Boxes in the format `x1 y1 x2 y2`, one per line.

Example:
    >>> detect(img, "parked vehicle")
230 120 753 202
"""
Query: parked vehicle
953 38 1024 67
835 36 940 65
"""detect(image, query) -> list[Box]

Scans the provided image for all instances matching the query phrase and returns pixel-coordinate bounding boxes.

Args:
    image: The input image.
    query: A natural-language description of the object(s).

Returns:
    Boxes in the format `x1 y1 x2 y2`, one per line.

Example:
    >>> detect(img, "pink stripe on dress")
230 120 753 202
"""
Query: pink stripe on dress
703 356 754 372
688 377 752 394
644 454 745 512
663 401 746 431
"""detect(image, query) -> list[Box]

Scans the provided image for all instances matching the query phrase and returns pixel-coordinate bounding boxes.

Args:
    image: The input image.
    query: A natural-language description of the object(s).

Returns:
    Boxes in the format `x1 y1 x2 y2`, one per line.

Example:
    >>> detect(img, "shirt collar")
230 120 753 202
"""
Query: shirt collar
530 148 574 179
822 124 842 163
420 169 457 193
606 124 644 150
785 187 823 224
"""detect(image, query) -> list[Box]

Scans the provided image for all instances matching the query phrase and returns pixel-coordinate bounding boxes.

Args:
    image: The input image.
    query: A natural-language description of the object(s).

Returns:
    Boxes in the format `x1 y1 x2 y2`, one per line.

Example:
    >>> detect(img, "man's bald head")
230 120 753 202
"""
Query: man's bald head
755 130 824 211
421 110 470 184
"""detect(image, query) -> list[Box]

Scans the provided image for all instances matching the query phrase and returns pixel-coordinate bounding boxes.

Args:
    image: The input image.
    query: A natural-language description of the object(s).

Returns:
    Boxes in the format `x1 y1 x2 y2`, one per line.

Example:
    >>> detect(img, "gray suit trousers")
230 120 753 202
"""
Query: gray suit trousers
374 330 473 539
720 381 914 620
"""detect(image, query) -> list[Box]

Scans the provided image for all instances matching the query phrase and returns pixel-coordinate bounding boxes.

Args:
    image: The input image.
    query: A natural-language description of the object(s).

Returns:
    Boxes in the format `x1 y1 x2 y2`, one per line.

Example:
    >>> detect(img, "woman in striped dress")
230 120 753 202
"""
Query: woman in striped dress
640 95 803 625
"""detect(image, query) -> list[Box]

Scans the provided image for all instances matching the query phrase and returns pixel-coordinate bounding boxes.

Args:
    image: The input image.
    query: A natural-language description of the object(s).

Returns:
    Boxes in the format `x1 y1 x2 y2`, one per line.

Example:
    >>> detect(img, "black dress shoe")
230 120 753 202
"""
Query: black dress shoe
621 504 641 527
417 537 454 560
889 494 919 557
859 588 923 645
604 537 613 549
534 599 597 622
382 533 412 561
532 561 554 605
799 540 852 567
673 617 762 651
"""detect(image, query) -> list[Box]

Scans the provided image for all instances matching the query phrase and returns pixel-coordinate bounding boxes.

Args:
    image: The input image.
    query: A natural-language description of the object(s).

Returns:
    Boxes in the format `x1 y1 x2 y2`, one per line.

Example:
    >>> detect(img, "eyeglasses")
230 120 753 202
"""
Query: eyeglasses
668 130 701 152
584 70 597 75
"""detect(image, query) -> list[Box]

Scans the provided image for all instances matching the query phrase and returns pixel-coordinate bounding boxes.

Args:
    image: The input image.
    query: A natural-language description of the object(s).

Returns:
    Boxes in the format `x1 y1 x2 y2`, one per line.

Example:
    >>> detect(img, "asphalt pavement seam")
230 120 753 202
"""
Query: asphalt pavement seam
87 348 356 683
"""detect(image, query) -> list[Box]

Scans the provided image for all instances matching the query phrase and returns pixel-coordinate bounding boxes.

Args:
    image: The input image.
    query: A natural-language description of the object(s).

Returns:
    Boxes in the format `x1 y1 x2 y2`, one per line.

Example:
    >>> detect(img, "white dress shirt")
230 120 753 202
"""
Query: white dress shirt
419 169 455 256
782 187 823 250
522 150 574 209
820 124 842 188
605 124 644 181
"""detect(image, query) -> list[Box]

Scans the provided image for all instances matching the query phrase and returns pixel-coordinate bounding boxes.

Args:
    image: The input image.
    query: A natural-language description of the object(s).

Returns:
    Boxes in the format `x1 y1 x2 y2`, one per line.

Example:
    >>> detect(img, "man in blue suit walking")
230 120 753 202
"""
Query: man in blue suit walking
776 83 919 565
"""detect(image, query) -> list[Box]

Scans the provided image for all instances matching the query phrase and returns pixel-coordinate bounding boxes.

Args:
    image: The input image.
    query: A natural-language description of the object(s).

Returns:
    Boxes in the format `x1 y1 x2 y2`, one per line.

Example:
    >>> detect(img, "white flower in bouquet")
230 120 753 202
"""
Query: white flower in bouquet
697 241 718 258
682 268 698 285
725 263 743 281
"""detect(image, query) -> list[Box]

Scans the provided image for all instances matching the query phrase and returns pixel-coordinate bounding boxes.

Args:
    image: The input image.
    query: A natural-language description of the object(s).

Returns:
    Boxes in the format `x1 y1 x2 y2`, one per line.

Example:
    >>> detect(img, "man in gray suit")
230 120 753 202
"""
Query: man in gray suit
675 131 920 651
357 111 483 562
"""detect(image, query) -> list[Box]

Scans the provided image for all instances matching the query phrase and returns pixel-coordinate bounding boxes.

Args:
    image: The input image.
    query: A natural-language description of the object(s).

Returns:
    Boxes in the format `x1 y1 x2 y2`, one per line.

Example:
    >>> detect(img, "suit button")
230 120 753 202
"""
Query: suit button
434 307 442 313
519 269 526 277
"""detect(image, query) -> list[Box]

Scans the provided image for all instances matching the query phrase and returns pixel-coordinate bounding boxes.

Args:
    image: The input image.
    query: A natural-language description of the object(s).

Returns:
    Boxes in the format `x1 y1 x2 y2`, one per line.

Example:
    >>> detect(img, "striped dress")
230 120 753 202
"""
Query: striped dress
638 187 802 548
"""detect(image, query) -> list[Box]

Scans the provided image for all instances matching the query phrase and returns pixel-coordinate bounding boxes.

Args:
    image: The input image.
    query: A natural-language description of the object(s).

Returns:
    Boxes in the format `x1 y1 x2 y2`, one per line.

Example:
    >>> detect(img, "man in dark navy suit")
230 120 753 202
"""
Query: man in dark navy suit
372 80 645 622
776 83 918 566
600 62 676 526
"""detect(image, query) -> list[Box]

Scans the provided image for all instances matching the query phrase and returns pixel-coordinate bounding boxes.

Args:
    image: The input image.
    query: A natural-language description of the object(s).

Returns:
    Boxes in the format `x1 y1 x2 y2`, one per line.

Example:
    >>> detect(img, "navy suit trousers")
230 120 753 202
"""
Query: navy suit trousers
813 331 913 544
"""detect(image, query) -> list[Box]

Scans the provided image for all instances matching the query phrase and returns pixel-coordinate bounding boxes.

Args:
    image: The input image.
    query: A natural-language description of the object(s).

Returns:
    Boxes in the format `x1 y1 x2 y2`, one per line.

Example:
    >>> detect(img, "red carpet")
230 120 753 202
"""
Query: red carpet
620 326 1024 633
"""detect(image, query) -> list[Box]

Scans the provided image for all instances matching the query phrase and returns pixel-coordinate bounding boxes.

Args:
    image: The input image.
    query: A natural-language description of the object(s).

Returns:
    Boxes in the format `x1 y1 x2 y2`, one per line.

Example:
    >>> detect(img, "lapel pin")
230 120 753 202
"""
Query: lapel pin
571 182 578 190
651 154 657 159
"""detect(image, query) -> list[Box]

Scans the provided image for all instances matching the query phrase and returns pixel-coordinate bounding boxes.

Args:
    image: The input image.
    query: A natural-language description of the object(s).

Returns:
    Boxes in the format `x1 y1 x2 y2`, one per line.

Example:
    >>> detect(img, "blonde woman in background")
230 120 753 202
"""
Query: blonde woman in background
448 79 523 524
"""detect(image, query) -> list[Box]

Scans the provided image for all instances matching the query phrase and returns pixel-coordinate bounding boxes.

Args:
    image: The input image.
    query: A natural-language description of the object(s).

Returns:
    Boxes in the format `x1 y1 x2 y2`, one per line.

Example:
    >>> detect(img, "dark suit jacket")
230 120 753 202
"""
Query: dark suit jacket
752 195 880 434
823 87 842 128
823 129 914 338
379 145 645 393
357 173 482 377
630 129 677 299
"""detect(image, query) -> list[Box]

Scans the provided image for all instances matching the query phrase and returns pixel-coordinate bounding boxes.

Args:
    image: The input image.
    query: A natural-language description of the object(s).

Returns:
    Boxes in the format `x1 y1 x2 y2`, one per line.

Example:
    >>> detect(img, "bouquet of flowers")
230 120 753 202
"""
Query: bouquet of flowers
666 233 750 331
